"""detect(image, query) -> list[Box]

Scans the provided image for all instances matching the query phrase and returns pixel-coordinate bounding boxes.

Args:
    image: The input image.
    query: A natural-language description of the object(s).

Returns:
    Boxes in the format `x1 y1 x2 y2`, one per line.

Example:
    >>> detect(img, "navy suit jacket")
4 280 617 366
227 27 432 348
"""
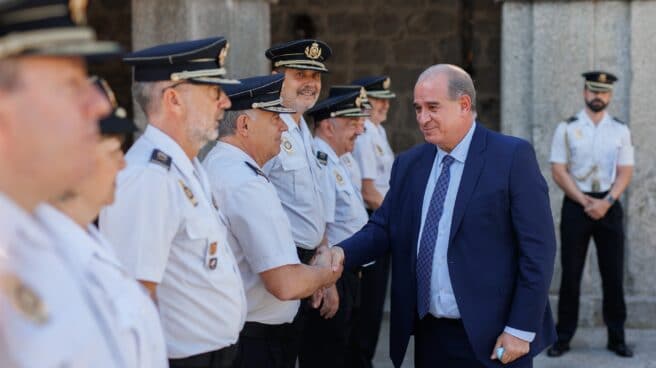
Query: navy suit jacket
341 125 557 367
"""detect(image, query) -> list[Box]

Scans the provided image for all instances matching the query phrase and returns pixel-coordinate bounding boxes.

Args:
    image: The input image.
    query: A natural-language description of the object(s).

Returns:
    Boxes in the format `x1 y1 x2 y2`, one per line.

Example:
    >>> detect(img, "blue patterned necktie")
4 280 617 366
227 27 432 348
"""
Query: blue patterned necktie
417 154 455 319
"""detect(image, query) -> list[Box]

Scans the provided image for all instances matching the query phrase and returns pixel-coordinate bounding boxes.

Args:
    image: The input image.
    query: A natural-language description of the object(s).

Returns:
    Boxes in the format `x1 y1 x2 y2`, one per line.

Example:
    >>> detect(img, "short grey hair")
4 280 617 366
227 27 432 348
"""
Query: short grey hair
417 64 477 111
131 81 160 116
218 109 256 138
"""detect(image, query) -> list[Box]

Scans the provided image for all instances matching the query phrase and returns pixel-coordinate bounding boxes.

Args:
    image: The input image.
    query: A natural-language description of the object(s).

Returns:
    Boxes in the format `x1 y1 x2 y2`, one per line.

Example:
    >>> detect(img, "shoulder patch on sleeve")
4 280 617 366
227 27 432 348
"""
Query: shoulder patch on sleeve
149 149 172 170
566 115 578 123
316 151 328 166
244 161 269 182
612 116 627 124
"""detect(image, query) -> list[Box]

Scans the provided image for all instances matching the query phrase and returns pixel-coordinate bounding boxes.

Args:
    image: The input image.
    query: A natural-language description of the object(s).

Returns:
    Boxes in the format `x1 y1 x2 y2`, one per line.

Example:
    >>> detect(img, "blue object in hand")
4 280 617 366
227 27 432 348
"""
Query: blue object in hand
496 347 505 360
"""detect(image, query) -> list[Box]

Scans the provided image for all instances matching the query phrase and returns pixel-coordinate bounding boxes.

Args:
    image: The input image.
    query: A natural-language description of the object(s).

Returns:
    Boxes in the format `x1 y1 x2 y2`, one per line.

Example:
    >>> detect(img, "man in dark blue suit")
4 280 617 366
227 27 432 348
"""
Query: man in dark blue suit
326 64 557 367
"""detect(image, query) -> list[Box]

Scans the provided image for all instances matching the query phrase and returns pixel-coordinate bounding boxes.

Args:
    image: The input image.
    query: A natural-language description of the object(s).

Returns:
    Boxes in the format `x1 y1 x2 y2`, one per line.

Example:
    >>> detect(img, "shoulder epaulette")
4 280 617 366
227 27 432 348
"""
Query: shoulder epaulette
612 116 627 124
316 151 328 166
244 161 269 182
566 115 578 123
149 149 171 170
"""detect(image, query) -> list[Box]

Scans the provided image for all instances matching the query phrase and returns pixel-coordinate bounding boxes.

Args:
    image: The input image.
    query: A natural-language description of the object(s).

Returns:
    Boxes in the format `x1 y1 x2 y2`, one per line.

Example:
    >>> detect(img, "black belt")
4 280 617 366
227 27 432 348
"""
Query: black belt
240 321 296 340
583 191 609 199
296 247 316 264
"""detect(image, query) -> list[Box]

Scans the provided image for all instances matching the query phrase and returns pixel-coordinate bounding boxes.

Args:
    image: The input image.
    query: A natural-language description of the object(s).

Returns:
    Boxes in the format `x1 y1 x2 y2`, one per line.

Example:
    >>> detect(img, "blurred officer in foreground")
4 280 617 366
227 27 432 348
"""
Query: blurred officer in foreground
36 77 168 367
203 74 343 368
300 87 370 367
100 37 247 368
0 1 125 366
548 71 634 358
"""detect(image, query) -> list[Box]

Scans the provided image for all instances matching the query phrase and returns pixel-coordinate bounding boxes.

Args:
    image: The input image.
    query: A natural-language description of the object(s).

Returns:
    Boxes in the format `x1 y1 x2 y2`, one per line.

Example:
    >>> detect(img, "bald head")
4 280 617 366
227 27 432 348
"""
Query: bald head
416 64 476 112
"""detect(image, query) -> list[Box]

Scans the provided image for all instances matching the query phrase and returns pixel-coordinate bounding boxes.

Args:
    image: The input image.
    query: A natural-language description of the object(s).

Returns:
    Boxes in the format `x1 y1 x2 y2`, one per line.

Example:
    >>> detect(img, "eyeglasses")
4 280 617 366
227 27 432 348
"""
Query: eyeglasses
161 80 223 101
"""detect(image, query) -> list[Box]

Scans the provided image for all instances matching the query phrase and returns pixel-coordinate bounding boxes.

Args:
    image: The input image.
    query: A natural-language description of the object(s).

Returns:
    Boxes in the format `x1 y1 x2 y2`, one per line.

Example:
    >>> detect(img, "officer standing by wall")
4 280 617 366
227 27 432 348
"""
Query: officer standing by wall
99 37 247 368
548 71 634 358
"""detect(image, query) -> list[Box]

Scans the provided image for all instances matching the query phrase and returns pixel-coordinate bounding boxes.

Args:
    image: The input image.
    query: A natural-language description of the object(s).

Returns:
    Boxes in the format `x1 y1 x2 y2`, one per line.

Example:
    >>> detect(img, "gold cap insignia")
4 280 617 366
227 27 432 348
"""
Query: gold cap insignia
218 42 230 67
178 180 198 207
599 73 607 83
305 42 322 60
355 87 367 107
383 77 391 90
69 0 88 25
1 274 49 324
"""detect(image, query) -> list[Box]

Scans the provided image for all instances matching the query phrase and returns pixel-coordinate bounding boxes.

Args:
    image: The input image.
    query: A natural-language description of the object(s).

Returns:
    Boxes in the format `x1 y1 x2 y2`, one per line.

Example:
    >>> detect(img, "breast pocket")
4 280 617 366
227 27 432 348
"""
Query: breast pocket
280 152 311 201
182 217 212 267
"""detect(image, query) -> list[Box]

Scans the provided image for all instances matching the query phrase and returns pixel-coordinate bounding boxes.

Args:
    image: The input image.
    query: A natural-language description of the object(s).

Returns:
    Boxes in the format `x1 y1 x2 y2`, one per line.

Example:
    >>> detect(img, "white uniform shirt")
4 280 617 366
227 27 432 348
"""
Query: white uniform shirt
352 119 395 200
203 142 301 325
0 194 121 367
550 109 634 192
263 114 327 249
340 152 363 196
314 138 369 245
36 205 168 368
99 125 246 358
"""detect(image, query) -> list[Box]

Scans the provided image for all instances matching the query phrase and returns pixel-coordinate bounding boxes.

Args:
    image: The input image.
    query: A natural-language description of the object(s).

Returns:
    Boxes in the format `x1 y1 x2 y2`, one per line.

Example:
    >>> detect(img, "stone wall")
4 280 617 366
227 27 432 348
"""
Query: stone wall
271 0 501 152
502 0 656 328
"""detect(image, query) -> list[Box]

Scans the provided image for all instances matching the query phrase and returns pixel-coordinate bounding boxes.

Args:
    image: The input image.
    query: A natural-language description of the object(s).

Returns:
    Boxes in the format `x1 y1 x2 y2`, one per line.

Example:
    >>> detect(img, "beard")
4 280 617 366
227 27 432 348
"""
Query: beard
586 98 608 113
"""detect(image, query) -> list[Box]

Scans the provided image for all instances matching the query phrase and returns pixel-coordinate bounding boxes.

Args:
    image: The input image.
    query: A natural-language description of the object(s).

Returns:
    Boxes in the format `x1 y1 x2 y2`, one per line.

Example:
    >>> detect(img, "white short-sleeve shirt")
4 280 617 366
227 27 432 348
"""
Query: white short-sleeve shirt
204 142 301 325
262 114 327 249
99 125 246 358
340 152 363 197
314 138 369 246
550 109 634 192
36 205 168 368
0 194 121 367
352 119 395 200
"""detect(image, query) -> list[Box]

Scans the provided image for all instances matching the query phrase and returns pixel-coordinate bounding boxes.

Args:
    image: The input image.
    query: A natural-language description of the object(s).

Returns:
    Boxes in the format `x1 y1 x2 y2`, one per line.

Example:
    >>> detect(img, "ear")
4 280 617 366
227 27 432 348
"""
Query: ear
236 113 250 137
162 87 183 114
459 94 472 114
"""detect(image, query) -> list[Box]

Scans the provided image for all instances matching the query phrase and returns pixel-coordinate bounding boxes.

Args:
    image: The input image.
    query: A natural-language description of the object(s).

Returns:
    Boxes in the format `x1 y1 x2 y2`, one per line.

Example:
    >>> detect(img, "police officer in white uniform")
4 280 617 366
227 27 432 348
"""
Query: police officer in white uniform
548 71 635 358
99 37 247 368
298 88 371 368
0 2 125 366
203 74 343 368
349 75 398 368
35 78 168 368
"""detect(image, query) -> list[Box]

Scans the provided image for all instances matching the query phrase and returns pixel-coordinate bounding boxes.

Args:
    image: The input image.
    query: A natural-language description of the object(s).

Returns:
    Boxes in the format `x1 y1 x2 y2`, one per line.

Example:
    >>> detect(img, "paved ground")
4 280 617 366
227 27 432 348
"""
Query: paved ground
372 322 656 367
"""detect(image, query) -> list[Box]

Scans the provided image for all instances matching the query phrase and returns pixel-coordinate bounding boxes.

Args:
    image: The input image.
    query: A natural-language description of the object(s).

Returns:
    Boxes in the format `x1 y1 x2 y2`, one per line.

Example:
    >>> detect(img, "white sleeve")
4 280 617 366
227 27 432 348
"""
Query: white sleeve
99 167 181 283
352 133 378 180
321 167 336 224
617 125 635 166
219 180 300 273
549 122 568 164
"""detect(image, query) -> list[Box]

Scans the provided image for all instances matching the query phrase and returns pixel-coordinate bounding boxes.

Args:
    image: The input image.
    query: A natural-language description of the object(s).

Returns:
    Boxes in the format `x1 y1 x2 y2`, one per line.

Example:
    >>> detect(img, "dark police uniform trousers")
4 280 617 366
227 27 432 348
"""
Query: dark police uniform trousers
233 320 298 368
556 192 627 344
298 267 360 368
168 344 239 368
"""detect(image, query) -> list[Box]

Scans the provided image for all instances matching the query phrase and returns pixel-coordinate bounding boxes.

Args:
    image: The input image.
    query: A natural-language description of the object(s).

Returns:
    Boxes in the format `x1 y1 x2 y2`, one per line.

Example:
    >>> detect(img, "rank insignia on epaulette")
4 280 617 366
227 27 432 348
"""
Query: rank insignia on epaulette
282 138 293 153
316 151 328 166
566 116 578 123
245 162 270 182
0 274 49 324
375 144 384 155
178 180 198 206
150 149 172 170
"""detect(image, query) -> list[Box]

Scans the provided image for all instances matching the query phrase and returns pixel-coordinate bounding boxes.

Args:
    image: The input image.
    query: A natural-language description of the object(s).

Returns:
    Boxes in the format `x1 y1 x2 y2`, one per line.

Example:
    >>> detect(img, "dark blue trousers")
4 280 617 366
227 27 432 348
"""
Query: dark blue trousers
415 316 533 368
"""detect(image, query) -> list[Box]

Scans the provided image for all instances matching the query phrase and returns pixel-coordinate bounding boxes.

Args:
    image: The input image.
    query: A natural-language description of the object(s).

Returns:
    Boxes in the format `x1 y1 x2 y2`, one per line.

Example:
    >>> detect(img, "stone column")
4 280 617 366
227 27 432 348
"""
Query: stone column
131 0 271 128
501 0 656 327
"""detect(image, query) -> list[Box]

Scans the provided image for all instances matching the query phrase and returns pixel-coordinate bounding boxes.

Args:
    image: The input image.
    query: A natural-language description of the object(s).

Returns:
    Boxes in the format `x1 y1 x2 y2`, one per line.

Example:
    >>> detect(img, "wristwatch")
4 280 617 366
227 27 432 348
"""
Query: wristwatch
605 194 617 205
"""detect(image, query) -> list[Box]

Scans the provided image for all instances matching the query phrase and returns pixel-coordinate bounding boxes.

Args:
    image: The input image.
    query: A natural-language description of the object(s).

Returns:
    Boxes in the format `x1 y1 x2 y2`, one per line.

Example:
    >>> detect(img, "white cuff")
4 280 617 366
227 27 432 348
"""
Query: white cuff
504 326 535 343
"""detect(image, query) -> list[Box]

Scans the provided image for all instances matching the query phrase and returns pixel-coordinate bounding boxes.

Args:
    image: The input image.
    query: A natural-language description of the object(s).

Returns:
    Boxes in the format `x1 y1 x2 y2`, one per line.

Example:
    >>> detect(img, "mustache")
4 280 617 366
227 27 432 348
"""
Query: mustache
297 86 318 95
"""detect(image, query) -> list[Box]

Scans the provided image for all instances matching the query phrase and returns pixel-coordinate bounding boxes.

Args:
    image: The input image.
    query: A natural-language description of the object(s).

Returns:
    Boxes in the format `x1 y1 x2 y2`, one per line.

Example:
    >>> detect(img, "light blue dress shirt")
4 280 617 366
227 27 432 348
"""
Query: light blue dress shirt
416 122 535 342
